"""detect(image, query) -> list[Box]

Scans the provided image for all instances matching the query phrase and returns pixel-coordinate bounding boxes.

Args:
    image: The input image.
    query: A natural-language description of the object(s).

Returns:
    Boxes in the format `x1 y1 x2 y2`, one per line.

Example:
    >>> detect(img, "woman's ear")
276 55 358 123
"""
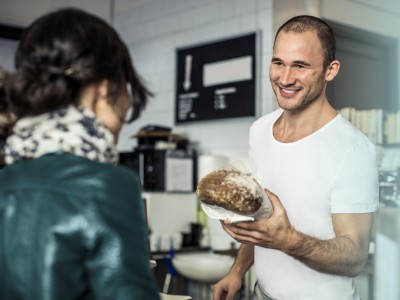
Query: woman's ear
96 80 109 101
93 80 112 115
325 60 340 82
78 80 109 111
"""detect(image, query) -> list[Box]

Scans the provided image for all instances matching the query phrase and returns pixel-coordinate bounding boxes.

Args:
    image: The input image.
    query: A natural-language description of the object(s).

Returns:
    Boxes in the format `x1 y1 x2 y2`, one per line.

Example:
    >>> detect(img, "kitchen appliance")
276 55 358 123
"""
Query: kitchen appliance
119 148 197 192
120 124 197 192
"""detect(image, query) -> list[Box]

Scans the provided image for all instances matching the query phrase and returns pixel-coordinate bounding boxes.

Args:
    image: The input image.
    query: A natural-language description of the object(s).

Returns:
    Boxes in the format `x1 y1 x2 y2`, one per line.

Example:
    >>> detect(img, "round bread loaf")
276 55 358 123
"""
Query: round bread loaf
196 169 263 216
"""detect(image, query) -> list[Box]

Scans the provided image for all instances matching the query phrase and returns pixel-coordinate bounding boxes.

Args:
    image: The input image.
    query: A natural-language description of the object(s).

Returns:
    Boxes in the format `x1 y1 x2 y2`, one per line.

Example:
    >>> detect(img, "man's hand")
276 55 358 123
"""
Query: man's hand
213 244 254 300
212 271 243 300
221 189 298 252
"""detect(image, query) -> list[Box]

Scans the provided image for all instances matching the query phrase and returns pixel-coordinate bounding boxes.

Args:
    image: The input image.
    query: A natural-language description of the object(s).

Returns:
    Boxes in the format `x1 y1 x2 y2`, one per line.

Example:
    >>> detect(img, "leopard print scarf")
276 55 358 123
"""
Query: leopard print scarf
5 105 118 165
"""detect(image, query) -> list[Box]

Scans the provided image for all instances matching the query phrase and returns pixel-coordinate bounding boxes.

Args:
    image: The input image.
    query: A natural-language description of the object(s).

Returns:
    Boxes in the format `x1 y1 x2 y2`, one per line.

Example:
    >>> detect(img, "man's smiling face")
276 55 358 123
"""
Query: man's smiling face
269 30 328 112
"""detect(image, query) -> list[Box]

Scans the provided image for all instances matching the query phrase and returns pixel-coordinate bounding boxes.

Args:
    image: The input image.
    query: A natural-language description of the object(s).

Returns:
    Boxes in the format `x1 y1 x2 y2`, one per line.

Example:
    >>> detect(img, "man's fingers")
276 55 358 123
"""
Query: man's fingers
264 189 284 211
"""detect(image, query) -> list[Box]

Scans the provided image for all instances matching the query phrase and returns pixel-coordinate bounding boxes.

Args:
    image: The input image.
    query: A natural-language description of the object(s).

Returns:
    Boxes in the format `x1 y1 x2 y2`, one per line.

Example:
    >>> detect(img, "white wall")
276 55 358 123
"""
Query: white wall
115 0 400 164
114 0 275 163
1 0 399 164
0 0 112 27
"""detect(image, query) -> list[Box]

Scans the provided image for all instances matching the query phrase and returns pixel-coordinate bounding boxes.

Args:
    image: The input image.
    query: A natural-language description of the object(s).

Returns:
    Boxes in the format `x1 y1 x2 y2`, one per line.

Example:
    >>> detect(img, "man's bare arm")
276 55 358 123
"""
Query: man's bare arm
230 242 254 277
222 190 374 277
284 213 373 277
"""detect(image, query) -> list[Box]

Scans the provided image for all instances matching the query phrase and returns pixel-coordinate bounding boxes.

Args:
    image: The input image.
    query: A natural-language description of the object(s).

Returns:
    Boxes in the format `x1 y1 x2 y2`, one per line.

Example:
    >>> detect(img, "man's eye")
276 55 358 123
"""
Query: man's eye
294 65 304 69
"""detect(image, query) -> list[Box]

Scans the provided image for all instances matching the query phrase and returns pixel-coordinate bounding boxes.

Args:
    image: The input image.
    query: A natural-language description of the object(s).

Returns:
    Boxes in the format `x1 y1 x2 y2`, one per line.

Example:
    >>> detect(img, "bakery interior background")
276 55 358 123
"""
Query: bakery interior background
1 1 400 300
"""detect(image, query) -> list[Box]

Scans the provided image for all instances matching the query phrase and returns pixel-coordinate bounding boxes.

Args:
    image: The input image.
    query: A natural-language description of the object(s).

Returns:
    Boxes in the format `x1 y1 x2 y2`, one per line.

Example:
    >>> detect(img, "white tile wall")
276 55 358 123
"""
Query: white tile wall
114 0 275 163
1 0 398 165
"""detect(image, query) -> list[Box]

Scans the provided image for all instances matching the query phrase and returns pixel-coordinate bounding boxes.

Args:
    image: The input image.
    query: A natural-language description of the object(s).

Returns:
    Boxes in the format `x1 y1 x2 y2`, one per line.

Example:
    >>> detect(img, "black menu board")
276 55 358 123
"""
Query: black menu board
175 33 257 123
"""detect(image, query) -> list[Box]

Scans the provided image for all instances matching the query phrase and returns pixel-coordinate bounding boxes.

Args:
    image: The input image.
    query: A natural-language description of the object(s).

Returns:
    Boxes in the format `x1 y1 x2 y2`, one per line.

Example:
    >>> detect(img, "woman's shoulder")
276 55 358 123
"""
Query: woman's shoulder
59 153 140 191
2 152 141 195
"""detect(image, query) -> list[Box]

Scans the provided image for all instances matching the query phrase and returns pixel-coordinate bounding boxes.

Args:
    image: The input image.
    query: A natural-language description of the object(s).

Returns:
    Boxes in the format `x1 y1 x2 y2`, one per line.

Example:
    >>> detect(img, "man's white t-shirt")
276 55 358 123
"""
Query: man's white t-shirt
249 109 379 300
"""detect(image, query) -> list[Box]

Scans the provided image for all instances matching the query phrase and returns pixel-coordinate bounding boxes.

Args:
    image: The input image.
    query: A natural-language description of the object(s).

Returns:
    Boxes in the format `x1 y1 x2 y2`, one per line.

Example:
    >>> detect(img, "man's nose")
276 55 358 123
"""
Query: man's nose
280 67 295 85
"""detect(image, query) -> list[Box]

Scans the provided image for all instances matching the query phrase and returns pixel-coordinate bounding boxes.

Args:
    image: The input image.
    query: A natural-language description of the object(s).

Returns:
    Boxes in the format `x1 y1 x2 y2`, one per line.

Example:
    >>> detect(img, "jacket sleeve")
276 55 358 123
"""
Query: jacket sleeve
85 167 160 300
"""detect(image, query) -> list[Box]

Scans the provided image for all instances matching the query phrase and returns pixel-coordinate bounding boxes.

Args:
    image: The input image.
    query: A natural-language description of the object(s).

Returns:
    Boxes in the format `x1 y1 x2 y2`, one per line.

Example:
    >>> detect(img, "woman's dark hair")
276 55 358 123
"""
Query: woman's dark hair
274 15 336 70
8 8 150 122
0 67 9 116
0 67 14 137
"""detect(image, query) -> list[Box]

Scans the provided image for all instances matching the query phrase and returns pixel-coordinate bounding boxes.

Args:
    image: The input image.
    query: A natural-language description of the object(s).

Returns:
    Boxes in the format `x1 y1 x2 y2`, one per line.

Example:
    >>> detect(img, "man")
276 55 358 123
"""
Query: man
213 15 378 300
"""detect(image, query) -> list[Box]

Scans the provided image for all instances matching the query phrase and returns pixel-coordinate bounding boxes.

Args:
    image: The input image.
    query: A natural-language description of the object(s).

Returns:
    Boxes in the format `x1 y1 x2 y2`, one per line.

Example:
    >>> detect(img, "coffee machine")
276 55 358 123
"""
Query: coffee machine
119 125 197 192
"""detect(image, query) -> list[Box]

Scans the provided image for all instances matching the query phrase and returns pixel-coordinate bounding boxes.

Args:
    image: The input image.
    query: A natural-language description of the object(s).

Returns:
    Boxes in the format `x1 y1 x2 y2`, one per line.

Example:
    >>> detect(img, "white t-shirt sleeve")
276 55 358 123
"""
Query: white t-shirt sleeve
330 136 379 213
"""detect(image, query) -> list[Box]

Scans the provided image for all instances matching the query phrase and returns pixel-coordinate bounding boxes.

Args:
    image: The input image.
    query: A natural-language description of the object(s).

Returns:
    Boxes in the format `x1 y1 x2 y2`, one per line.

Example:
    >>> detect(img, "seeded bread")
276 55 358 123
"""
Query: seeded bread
196 169 263 216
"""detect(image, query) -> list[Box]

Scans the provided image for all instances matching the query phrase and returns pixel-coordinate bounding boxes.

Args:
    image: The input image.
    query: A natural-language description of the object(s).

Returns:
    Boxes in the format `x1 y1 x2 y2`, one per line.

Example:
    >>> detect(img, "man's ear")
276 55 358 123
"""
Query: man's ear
325 60 340 82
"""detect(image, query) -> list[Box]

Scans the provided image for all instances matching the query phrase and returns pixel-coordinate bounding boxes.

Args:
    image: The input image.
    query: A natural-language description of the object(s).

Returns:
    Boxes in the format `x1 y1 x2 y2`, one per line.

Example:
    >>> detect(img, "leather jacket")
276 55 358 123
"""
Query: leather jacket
0 152 160 300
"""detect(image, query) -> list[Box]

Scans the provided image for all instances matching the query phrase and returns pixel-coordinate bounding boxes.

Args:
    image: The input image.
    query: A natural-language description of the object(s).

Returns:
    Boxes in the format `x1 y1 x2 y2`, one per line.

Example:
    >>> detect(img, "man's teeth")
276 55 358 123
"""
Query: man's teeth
282 88 296 94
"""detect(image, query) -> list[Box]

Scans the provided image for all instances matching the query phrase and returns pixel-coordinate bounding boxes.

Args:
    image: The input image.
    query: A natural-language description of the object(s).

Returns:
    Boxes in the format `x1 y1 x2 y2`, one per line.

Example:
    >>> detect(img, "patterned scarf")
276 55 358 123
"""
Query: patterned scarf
5 105 118 165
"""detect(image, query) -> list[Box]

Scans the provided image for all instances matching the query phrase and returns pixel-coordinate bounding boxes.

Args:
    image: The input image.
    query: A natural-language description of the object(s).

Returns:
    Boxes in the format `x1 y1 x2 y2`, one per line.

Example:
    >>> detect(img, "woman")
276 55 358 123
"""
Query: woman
0 8 160 300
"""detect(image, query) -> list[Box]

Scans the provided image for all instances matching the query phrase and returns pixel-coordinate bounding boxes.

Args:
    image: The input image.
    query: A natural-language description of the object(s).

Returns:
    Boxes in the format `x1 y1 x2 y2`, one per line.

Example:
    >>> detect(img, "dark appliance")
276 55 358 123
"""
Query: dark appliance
119 148 197 192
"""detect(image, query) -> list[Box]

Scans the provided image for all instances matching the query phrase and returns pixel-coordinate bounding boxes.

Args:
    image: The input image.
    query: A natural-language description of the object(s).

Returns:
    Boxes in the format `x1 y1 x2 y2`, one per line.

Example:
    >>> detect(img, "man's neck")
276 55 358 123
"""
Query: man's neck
273 100 337 143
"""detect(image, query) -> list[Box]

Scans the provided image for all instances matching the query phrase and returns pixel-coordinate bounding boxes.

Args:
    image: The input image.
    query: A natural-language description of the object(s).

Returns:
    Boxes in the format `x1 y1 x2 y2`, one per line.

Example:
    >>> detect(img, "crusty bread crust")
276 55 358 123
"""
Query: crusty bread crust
196 169 263 216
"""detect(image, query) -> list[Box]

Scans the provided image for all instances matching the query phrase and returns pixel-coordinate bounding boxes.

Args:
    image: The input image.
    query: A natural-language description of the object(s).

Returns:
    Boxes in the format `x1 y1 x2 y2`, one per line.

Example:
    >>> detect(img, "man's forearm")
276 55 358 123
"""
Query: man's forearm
284 231 368 277
230 243 254 278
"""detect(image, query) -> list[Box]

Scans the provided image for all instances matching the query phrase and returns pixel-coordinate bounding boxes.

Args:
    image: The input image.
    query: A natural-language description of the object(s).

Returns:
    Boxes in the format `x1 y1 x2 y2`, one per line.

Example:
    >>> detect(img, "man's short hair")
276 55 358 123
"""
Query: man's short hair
274 15 336 69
